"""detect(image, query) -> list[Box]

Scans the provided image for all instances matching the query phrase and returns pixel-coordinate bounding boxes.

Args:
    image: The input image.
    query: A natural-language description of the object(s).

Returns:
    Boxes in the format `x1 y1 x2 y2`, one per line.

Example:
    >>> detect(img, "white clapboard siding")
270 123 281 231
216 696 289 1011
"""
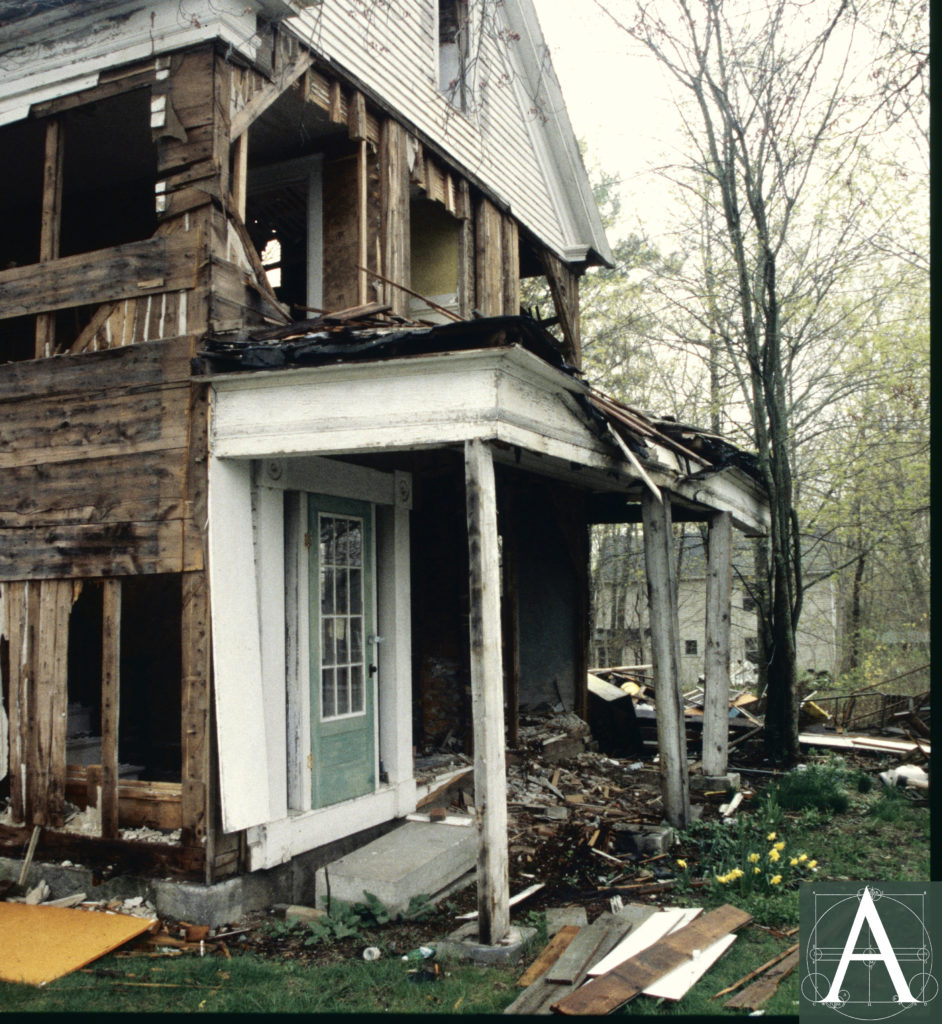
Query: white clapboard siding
285 0 598 263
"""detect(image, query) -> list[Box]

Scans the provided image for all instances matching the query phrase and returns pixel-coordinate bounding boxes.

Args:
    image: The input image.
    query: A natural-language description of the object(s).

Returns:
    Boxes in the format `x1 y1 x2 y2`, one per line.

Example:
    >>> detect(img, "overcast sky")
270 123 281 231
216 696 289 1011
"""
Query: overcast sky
530 0 680 241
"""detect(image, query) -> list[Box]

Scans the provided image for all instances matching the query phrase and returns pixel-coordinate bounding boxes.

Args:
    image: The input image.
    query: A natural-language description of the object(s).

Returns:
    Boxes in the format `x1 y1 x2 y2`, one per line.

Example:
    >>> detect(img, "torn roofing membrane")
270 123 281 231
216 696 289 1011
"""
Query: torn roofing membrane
199 312 762 484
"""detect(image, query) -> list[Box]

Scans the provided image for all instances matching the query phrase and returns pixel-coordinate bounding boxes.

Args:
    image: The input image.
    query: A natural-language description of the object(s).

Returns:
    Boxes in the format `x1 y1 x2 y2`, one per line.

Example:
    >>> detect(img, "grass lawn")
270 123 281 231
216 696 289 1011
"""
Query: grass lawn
0 760 929 1014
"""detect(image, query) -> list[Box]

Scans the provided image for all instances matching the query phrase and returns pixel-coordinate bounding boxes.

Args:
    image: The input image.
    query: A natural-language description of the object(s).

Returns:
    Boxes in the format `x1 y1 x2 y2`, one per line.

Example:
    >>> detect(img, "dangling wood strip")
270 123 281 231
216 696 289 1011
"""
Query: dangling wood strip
99 580 121 839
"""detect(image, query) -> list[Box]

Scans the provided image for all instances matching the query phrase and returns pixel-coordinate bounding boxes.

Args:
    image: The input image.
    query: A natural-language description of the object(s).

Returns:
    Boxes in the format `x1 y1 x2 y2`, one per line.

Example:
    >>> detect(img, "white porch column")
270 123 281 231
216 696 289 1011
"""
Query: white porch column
641 490 690 828
464 438 510 946
703 511 733 778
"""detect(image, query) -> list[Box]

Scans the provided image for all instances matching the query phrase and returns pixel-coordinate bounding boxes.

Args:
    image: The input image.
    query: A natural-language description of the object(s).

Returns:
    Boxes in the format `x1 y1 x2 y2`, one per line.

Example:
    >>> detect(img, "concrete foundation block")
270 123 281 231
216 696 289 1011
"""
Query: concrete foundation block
435 922 537 964
689 772 741 795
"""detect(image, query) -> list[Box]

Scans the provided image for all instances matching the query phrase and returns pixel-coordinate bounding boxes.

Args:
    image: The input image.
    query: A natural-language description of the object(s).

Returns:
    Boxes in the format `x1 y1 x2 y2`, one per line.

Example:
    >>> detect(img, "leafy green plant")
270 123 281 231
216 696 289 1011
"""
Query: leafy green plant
770 764 849 813
401 893 436 922
305 900 366 945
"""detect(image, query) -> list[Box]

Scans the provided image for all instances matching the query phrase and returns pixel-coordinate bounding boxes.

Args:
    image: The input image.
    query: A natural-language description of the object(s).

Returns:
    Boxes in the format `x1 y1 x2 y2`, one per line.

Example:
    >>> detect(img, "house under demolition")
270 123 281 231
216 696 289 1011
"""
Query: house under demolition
0 0 768 938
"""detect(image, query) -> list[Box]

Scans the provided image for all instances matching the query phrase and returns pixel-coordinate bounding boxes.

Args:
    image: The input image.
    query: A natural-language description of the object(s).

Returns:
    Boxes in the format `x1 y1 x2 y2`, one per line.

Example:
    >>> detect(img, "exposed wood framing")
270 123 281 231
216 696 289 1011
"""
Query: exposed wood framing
475 196 504 316
464 439 510 946
181 570 211 850
702 511 732 778
0 236 199 322
499 486 520 748
34 118 64 358
641 491 690 828
501 214 520 316
100 579 121 838
457 180 474 317
229 51 315 140
230 132 248 222
539 249 581 367
357 140 369 304
380 119 410 316
323 153 361 312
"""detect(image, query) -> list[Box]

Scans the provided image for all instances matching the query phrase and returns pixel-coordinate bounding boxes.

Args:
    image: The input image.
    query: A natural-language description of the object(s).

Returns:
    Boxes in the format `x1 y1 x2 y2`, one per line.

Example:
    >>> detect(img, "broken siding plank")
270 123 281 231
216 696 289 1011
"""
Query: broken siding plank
587 908 700 977
643 932 737 1000
99 579 120 838
551 905 752 1015
35 117 65 358
0 236 199 321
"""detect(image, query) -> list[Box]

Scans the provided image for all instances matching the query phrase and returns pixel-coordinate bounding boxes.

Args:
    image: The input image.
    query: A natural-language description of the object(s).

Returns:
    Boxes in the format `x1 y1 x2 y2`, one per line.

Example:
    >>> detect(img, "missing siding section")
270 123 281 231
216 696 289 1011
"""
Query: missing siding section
409 196 459 322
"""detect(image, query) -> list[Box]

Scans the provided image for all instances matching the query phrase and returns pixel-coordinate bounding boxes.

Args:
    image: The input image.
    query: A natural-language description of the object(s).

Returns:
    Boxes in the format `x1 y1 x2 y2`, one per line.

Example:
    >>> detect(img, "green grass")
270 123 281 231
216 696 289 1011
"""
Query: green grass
0 952 521 1014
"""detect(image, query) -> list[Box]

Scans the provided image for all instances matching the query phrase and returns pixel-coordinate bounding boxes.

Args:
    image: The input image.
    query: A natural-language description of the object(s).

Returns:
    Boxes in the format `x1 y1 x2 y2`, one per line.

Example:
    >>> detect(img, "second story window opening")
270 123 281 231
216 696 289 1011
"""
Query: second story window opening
438 0 469 111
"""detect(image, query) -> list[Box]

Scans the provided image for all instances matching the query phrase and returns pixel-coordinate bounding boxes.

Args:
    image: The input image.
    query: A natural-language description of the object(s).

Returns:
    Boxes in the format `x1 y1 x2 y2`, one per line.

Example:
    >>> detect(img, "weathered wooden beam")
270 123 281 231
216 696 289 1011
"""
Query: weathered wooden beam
100 579 121 838
357 139 369 305
702 511 733 778
229 51 315 140
380 119 410 316
474 196 503 316
230 132 248 222
538 248 580 367
181 571 210 854
35 118 64 358
641 491 690 828
500 487 520 748
465 439 510 946
0 236 199 321
501 214 520 316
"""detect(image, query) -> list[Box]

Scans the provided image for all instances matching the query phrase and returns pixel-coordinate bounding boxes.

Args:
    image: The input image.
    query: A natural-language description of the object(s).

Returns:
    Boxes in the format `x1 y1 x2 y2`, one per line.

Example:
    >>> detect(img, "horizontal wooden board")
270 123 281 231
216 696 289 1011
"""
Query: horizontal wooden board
0 335 193 404
0 519 188 581
0 448 186 527
0 384 189 469
0 236 199 320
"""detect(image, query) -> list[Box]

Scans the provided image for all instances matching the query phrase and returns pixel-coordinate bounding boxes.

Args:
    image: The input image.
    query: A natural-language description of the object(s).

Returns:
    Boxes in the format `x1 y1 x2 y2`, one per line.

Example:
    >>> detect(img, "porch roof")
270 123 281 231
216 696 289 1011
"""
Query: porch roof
201 314 769 534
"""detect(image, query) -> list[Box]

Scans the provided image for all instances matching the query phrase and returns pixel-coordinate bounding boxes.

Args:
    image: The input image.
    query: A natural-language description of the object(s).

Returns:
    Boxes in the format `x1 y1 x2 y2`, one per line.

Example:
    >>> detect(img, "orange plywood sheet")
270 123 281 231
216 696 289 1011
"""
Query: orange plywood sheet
0 903 155 986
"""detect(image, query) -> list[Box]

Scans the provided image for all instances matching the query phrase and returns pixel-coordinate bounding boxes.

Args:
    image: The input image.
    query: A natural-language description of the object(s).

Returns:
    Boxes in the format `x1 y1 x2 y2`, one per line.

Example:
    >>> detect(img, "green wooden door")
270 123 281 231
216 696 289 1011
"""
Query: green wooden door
308 495 376 809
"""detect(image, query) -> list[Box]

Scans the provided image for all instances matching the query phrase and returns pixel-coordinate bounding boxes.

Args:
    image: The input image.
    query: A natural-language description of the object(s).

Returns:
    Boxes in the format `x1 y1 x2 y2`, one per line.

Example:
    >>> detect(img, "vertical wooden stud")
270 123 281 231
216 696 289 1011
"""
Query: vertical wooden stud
357 139 369 305
100 579 121 838
703 511 733 778
457 180 474 317
500 487 520 749
5 582 26 821
35 118 64 358
465 439 510 946
474 197 503 316
181 571 211 853
500 215 520 316
33 580 70 827
231 132 248 222
380 119 410 316
641 491 690 828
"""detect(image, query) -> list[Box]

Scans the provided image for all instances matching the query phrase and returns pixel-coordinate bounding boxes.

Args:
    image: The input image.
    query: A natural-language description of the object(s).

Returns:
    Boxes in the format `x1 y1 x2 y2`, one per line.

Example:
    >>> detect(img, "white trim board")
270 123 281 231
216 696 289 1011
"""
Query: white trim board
588 907 702 977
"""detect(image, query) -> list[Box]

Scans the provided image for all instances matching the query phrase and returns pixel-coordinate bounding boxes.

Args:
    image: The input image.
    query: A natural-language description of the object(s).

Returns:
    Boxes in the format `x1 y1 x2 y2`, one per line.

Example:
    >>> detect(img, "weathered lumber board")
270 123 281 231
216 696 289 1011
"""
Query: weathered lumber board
0 236 199 320
724 948 799 1010
517 926 581 988
551 905 752 1015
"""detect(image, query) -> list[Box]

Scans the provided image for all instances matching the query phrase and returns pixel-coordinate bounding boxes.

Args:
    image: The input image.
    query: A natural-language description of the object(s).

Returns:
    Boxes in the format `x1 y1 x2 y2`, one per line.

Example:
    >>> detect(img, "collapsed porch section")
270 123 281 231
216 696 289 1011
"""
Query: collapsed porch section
201 312 769 942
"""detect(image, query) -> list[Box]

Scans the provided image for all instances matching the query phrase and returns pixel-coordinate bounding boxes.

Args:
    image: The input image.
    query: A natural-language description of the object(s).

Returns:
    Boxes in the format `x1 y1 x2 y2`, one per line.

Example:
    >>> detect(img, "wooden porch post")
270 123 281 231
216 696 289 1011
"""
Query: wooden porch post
641 491 690 828
464 438 510 946
703 511 733 778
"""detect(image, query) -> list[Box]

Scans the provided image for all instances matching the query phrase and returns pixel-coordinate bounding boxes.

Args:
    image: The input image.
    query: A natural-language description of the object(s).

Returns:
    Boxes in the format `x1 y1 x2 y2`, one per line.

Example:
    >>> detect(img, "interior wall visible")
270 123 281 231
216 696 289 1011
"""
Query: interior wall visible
410 196 459 318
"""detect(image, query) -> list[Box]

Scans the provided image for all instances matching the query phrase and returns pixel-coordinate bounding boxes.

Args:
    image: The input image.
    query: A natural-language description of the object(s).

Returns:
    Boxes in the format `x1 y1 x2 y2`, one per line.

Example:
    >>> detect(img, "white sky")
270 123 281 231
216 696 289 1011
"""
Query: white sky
530 0 681 242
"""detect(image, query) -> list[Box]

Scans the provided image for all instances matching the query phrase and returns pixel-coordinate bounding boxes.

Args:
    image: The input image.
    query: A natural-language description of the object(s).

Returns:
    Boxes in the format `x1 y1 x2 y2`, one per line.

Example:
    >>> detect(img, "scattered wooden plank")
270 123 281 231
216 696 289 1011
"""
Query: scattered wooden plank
644 932 737 1000
551 905 752 1015
713 941 800 999
588 907 700 977
719 792 744 817
546 915 621 984
724 947 799 1010
455 883 543 921
17 826 42 887
517 926 580 987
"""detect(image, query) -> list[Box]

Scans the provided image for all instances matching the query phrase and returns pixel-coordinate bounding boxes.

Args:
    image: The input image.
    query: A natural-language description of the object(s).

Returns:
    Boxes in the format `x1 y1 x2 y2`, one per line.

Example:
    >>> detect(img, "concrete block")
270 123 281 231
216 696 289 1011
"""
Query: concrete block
313 821 476 915
436 922 537 964
689 772 740 795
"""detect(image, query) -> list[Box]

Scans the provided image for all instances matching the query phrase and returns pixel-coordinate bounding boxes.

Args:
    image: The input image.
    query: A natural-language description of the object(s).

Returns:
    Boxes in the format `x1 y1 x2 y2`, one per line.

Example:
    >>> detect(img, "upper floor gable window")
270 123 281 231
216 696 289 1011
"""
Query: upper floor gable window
438 0 469 110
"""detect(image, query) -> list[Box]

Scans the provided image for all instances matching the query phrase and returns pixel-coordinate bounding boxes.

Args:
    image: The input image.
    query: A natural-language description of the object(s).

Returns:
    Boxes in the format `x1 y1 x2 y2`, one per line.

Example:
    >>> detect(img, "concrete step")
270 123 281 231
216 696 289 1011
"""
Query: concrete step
313 820 476 915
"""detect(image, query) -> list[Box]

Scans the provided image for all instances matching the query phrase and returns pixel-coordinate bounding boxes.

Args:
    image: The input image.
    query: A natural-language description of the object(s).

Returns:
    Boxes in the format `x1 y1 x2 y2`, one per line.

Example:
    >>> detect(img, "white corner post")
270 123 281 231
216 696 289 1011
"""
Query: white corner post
464 438 510 946
641 490 690 828
703 511 733 778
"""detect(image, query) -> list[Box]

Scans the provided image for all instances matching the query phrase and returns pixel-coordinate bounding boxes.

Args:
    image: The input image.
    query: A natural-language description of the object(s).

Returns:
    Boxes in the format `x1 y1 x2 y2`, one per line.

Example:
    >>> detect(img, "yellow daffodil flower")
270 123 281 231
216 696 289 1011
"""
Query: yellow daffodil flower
798 854 808 863
748 853 760 863
769 848 781 862
773 841 786 852
770 874 782 885
767 831 777 841
677 859 687 869
790 857 799 867
754 866 761 874
808 860 817 869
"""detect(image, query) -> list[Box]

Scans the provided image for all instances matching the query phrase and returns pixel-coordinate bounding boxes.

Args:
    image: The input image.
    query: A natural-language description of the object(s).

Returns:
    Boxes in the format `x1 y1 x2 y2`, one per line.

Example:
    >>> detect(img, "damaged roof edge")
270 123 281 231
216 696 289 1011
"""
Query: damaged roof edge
199 313 768 505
